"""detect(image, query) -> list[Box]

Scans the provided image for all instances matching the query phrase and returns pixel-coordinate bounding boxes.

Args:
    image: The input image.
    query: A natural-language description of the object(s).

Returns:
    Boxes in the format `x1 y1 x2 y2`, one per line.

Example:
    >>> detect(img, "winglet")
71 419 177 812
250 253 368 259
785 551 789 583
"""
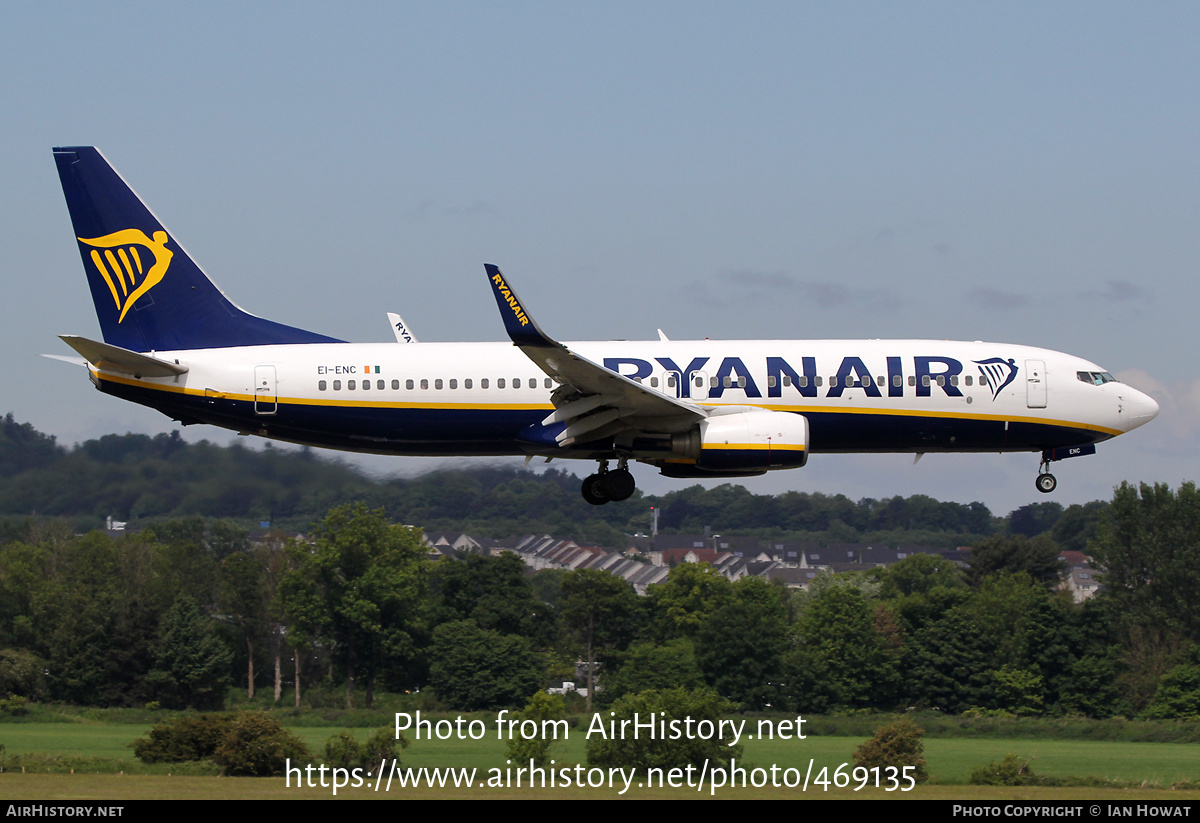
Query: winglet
484 264 557 348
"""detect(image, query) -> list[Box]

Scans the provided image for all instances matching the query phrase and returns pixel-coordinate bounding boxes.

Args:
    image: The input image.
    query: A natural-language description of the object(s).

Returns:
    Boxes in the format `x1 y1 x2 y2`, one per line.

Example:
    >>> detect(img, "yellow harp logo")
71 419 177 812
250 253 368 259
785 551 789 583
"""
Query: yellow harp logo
78 229 173 323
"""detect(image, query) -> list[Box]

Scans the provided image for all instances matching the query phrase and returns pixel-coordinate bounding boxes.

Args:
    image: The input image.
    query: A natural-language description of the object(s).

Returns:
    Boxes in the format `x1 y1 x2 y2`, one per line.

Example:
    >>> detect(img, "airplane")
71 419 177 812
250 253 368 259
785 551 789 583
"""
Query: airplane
50 146 1160 505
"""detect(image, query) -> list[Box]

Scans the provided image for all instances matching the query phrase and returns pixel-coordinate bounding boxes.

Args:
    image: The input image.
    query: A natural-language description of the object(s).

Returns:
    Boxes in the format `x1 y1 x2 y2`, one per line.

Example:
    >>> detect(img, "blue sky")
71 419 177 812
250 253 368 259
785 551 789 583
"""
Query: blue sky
3 2 1197 516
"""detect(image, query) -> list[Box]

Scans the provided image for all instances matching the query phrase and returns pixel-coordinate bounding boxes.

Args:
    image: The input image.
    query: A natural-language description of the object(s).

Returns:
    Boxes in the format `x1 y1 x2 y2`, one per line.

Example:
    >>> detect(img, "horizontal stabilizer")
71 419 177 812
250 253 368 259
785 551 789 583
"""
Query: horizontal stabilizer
59 335 188 378
41 353 88 367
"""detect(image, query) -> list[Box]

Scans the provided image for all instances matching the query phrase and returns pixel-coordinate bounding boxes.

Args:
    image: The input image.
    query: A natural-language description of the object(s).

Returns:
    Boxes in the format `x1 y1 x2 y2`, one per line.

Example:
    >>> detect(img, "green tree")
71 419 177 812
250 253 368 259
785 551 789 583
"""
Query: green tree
968 535 1064 589
558 569 640 710
1092 482 1200 645
695 577 789 709
795 585 899 710
432 553 551 643
281 503 428 708
603 638 704 704
147 595 232 710
647 563 733 640
1145 658 1200 720
428 620 543 710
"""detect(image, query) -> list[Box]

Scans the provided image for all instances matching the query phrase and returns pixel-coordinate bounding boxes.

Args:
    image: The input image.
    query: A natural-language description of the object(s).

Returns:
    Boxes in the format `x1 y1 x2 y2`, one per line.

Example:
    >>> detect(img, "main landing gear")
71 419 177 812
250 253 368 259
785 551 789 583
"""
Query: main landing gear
1035 454 1057 494
581 458 635 505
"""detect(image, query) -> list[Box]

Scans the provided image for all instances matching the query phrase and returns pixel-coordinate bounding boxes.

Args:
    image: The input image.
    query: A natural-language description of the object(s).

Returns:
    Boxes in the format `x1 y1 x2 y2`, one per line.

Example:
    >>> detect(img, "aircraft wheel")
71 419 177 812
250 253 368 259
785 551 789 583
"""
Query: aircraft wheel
602 468 636 502
1036 473 1057 494
581 474 609 505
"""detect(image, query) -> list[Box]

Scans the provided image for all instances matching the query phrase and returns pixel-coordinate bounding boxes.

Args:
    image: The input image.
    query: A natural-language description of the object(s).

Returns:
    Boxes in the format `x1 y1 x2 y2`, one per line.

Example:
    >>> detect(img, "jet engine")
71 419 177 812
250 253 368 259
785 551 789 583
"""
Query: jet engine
661 409 809 476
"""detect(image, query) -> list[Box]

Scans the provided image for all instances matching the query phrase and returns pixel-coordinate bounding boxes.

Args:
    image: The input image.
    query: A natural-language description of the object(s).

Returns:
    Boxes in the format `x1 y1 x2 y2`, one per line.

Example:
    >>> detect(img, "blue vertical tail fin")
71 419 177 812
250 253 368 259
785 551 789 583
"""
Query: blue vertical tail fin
53 146 343 351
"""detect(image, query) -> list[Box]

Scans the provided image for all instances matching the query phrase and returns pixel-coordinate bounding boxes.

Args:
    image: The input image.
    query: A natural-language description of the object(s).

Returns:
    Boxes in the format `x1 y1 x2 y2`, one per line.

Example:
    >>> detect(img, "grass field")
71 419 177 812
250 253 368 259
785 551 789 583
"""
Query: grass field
3 720 1200 800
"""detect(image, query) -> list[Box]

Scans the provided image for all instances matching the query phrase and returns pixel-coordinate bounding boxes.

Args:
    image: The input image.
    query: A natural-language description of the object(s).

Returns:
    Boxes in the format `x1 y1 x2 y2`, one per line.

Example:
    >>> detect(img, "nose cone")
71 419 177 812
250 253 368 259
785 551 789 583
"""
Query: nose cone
1119 387 1159 432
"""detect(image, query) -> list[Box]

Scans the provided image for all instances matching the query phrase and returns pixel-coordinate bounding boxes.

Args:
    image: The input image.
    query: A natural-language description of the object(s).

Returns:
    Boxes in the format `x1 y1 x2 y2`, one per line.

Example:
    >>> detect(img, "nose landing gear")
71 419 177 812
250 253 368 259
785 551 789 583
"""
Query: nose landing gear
581 457 636 505
1035 453 1057 494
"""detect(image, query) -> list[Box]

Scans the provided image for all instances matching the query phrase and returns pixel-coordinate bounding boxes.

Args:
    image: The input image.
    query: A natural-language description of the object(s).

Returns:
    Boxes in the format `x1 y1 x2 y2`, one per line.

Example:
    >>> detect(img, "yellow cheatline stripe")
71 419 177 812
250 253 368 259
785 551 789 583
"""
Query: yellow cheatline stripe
94 371 554 412
702 443 806 451
734 401 1123 437
93 371 1121 435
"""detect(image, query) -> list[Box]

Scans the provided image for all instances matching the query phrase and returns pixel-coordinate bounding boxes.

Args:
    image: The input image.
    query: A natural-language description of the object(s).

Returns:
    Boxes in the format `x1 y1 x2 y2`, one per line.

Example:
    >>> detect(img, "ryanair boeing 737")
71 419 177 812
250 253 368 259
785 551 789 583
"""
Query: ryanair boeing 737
51 147 1159 504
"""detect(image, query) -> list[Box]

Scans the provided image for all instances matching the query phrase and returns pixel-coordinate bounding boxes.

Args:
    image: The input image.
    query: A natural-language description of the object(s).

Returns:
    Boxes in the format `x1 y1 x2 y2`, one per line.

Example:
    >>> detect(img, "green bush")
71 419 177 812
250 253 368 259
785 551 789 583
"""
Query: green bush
324 727 408 771
585 687 742 774
505 691 567 767
132 713 235 763
132 711 308 777
212 712 308 776
969 753 1037 785
852 717 929 783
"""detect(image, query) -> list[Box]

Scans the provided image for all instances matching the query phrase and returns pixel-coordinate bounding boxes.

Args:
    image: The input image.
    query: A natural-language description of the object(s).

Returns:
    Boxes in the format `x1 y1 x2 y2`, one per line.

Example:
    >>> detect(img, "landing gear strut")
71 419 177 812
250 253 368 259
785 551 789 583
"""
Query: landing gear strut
581 458 636 505
1035 454 1057 494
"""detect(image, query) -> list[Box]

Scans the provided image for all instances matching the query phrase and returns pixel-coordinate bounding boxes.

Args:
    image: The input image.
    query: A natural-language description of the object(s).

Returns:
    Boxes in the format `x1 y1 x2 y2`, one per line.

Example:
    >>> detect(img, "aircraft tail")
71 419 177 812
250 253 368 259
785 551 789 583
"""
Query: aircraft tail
53 147 343 351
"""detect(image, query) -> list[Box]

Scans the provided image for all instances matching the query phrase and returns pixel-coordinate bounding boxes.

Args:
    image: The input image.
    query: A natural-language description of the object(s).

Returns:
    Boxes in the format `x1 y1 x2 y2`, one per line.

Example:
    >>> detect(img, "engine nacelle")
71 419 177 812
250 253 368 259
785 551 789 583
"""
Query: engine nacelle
669 410 809 472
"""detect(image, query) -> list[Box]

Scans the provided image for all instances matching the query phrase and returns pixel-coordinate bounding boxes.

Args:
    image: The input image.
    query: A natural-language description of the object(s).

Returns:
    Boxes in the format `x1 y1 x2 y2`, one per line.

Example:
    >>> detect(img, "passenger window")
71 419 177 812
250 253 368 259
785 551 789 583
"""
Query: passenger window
420 379 429 390
783 375 792 387
829 376 838 387
544 378 552 389
362 380 370 391
391 379 399 390
964 375 972 387
667 375 677 388
738 376 746 388
498 378 505 389
893 375 902 388
377 380 385 390
465 379 473 389
936 375 945 387
650 377 658 388
482 378 489 389
710 377 717 388
922 375 931 387
319 380 327 391
449 379 457 390
815 376 823 387
435 379 443 390
513 378 521 388
949 375 958 386
908 375 916 387
405 379 414 390
798 376 807 387
767 376 777 388
348 380 357 390
333 380 341 390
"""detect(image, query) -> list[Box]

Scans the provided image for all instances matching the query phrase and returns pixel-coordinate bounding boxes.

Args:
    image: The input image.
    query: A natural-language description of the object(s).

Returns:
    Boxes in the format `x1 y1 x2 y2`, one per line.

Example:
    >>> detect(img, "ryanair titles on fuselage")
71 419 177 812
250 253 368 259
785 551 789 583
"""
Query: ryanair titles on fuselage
600 353 1018 402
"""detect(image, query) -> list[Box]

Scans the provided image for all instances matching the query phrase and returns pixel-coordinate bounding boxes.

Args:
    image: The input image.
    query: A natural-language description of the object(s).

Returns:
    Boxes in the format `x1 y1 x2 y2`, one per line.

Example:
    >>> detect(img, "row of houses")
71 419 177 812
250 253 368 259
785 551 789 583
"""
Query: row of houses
422 530 1100 601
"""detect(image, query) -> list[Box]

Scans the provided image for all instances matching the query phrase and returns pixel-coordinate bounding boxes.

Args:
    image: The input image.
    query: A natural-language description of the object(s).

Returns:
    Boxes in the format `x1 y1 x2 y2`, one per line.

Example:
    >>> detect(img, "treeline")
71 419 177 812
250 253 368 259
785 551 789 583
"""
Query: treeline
2 484 1200 720
0 414 1104 547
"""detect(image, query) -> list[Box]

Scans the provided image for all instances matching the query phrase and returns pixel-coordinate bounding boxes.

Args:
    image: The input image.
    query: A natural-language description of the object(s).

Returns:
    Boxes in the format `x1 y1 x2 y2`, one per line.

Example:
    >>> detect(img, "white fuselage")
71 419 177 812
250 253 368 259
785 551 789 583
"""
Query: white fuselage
91 338 1158 461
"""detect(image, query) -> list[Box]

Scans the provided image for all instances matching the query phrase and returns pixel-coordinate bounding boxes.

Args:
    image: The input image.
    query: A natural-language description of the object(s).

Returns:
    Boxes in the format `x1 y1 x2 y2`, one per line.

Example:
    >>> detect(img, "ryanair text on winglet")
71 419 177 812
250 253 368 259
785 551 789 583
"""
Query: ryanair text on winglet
491 272 529 327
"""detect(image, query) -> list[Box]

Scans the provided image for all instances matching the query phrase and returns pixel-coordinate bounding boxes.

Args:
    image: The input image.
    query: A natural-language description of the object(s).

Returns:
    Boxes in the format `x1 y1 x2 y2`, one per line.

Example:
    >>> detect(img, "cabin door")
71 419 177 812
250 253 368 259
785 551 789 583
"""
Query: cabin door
1025 360 1047 408
254 365 277 415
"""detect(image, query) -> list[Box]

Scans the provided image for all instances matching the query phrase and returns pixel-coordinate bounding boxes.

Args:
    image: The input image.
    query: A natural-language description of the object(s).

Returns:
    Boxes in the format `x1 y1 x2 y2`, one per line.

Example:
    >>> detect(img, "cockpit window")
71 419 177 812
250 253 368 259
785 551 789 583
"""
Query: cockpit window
1077 371 1117 386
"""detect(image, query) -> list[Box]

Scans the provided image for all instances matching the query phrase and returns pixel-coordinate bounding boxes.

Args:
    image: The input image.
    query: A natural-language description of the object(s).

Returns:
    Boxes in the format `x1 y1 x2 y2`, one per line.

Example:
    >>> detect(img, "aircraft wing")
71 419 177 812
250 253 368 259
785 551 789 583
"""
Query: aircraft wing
485 265 705 446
